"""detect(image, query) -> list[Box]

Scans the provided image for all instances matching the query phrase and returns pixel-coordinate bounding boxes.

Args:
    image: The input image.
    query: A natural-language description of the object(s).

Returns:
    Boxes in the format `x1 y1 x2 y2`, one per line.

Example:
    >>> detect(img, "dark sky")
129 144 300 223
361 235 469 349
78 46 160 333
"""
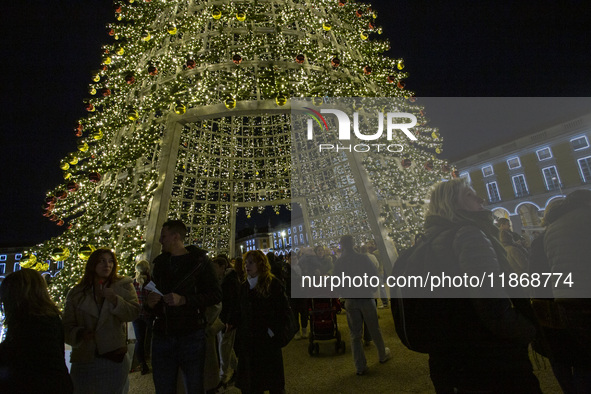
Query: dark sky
1 1 589 246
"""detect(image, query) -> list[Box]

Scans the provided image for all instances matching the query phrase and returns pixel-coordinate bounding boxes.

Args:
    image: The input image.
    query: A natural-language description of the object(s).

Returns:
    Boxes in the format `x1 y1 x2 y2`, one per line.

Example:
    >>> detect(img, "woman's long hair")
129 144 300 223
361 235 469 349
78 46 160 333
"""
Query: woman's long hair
243 250 274 297
134 260 150 287
78 249 121 290
0 269 60 329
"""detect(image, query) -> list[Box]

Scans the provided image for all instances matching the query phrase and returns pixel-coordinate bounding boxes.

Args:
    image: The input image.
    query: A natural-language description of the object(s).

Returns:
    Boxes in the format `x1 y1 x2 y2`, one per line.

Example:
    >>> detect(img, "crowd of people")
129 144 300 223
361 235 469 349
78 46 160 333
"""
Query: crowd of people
0 182 589 393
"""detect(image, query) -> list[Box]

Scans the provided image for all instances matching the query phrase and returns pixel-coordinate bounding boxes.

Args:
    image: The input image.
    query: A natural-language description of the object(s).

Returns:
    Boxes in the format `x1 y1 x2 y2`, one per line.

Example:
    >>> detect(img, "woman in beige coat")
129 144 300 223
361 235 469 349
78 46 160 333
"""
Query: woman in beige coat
63 249 139 394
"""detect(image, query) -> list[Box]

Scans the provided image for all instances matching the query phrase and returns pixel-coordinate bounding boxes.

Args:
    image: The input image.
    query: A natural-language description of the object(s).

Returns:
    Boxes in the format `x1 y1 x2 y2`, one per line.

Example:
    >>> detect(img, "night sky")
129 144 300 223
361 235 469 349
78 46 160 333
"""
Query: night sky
1 0 590 246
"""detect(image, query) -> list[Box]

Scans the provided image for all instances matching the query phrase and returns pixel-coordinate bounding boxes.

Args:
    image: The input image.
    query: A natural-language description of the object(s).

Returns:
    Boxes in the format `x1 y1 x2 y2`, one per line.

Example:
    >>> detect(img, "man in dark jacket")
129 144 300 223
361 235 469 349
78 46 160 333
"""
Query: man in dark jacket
146 220 222 394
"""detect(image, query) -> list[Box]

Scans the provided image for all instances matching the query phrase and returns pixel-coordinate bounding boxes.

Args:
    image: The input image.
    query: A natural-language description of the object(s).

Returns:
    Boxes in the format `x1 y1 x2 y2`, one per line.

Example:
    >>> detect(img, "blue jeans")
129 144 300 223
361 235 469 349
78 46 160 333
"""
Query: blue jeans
152 329 206 394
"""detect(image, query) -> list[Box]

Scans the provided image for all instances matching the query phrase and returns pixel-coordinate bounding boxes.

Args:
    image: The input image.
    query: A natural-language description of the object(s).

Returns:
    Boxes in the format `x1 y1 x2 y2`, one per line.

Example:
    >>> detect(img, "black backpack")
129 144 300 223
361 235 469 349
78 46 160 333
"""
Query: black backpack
390 227 461 353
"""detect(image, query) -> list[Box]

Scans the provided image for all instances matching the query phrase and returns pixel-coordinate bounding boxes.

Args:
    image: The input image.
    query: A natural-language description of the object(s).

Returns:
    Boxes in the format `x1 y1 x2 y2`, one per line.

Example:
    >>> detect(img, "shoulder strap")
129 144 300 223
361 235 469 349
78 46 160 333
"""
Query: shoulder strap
171 254 207 292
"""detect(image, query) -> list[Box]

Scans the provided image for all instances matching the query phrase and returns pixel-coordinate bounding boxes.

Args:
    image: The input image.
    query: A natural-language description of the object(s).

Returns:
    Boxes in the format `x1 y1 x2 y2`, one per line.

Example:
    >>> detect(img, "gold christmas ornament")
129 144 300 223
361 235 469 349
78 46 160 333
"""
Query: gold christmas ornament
167 25 178 35
116 47 125 55
431 131 440 139
212 8 222 19
89 87 97 95
63 172 72 180
68 153 79 165
128 109 139 121
436 147 442 154
224 97 237 109
60 161 70 171
77 141 89 152
78 245 96 260
142 31 151 41
19 254 37 269
275 94 287 106
322 22 332 31
312 96 324 106
50 247 70 262
360 31 369 40
175 103 187 115
397 59 405 70
236 11 246 21
103 57 112 65
92 130 104 140
92 73 100 82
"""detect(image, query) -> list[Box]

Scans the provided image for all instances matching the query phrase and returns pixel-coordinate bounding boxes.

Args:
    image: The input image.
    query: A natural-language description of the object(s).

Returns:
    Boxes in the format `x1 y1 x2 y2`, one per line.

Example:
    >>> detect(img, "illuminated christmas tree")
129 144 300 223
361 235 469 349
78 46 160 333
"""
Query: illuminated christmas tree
22 0 452 301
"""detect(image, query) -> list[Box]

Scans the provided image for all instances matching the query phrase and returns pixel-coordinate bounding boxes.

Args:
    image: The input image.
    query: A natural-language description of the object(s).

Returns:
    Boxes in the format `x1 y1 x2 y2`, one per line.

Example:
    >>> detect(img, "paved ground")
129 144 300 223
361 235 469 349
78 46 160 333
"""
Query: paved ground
129 307 562 393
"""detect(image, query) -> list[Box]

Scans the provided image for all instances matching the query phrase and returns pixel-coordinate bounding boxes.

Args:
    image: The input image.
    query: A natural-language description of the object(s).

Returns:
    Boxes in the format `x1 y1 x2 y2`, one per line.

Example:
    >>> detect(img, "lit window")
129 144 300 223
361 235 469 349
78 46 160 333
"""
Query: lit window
274 241 277 249
299 225 303 232
571 136 589 151
0 264 5 274
486 181 501 203
288 236 292 245
288 228 291 235
0 255 6 261
293 227 297 233
482 165 494 177
294 237 298 246
459 172 471 183
512 175 529 197
300 234 304 242
507 157 521 169
13 263 21 272
578 156 591 183
542 166 561 191
536 147 552 161
278 239 282 248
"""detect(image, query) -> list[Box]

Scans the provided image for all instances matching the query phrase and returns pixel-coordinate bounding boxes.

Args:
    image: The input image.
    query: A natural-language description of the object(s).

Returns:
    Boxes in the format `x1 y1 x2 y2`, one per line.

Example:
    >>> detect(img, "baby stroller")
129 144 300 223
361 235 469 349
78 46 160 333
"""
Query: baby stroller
307 298 346 356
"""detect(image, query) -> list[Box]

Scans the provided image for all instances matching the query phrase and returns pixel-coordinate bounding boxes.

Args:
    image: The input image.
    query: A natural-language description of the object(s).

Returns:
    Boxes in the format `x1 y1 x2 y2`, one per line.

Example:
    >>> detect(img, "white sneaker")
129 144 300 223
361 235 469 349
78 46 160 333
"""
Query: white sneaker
380 347 392 363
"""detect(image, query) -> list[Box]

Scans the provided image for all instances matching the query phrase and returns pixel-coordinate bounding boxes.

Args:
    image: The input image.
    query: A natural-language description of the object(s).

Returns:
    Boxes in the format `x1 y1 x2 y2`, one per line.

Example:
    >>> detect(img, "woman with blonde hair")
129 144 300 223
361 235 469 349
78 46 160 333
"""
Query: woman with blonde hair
132 259 153 375
0 269 73 393
63 249 139 394
423 178 540 393
228 250 289 394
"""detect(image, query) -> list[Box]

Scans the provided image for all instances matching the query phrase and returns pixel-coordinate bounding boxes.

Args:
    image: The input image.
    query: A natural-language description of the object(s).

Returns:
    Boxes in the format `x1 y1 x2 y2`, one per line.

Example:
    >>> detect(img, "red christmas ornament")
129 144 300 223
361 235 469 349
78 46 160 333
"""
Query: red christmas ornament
46 196 57 204
114 5 122 13
89 172 101 183
186 59 196 69
424 161 434 171
295 54 305 64
232 54 242 65
368 21 375 30
107 28 115 36
401 159 412 168
356 9 364 17
101 88 111 96
331 57 340 67
99 64 108 71
452 170 460 178
85 103 95 112
148 65 158 75
67 182 79 192
397 81 406 89
125 74 135 84
49 214 59 222
56 220 65 226
409 95 417 102
338 0 346 6
56 190 68 200
363 65 372 75
42 210 52 217
387 75 396 83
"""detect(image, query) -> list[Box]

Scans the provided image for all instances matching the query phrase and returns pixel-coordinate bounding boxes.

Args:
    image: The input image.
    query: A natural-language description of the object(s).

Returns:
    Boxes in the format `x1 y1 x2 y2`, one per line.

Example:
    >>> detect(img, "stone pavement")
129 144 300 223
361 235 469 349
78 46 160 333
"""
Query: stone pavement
129 307 562 394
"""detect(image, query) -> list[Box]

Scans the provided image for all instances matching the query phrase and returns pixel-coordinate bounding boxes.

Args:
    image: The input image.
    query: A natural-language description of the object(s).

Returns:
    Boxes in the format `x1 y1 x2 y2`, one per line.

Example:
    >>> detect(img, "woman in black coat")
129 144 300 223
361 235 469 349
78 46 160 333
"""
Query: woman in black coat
0 269 73 393
228 250 288 394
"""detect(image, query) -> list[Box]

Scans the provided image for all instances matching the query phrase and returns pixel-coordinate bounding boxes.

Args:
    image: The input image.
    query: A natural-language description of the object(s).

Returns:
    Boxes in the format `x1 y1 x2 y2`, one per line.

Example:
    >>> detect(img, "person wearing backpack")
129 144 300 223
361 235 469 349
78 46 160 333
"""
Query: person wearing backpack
419 178 541 393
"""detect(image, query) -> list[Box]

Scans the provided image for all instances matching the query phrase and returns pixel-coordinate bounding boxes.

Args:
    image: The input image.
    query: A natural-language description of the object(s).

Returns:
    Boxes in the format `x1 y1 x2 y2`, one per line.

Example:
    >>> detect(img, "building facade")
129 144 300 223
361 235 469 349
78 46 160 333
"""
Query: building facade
455 112 591 235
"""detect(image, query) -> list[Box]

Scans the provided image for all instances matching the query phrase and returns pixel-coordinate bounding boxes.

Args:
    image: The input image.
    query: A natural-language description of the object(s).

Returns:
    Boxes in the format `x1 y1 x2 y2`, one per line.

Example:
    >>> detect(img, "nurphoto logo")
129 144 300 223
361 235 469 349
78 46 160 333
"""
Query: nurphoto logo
301 102 417 153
